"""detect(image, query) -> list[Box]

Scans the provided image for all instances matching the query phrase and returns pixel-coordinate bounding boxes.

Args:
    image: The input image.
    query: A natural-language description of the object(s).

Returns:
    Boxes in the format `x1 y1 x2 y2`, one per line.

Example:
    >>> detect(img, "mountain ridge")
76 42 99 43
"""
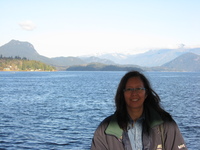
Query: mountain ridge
0 40 200 71
162 52 200 71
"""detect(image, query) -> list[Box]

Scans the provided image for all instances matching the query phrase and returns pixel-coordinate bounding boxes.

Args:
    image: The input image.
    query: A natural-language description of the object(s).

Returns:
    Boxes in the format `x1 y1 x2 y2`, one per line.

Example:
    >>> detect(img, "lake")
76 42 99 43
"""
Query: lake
0 71 199 150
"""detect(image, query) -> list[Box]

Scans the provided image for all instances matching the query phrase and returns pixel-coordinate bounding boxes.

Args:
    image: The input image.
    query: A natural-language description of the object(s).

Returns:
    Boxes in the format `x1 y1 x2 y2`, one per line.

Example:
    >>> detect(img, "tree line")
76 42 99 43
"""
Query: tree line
0 55 28 60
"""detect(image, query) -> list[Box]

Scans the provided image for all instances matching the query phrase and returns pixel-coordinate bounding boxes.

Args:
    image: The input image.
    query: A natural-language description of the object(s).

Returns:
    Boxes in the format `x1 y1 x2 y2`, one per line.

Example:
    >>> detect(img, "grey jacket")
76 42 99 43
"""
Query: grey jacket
91 107 187 150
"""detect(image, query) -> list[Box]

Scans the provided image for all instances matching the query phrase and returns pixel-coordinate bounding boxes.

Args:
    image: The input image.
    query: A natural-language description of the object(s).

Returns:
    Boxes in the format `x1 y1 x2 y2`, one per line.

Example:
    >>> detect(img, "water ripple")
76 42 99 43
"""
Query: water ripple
0 71 199 149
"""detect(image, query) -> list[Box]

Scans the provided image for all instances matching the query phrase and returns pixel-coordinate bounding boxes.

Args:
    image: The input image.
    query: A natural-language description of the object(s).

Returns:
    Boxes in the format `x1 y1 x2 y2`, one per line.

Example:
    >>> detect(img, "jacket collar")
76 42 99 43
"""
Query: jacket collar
105 114 123 139
147 106 164 128
105 106 164 138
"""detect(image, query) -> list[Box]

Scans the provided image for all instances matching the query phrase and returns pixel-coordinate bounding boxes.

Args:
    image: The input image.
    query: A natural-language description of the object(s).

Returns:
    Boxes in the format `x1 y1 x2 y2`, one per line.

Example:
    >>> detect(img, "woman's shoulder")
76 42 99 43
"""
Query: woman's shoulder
94 114 115 131
98 114 115 127
163 118 179 129
94 113 123 140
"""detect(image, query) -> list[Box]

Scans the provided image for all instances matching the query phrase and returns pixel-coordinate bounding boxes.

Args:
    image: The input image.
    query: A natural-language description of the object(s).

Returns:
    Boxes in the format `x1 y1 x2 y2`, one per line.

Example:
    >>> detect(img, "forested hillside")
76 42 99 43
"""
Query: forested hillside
0 56 56 71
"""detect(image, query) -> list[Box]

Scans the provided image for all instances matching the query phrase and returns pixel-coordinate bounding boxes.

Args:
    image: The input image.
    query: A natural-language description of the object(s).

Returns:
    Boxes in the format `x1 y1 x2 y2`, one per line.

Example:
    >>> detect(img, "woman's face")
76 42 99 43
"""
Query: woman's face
124 77 147 112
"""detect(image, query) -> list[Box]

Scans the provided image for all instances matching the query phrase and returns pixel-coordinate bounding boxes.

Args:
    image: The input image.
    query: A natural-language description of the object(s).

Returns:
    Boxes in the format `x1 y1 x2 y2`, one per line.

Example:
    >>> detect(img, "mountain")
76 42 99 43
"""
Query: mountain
97 53 128 64
0 40 114 70
0 40 52 64
98 48 200 67
0 40 37 57
79 56 115 65
162 53 200 71
0 40 98 69
51 57 85 66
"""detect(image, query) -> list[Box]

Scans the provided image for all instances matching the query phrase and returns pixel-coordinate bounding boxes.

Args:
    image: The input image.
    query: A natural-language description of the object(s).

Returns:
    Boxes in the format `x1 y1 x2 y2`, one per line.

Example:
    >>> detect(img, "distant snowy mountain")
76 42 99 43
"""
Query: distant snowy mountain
97 53 128 64
79 56 115 65
97 48 200 67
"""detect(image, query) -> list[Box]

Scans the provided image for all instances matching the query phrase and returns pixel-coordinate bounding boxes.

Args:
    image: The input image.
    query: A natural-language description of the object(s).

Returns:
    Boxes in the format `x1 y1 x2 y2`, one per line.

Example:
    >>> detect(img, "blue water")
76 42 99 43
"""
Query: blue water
0 71 199 150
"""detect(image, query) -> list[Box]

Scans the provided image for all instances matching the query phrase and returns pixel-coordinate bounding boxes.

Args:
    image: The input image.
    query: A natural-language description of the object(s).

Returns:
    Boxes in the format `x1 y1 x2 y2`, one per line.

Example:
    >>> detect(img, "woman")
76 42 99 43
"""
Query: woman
91 71 187 150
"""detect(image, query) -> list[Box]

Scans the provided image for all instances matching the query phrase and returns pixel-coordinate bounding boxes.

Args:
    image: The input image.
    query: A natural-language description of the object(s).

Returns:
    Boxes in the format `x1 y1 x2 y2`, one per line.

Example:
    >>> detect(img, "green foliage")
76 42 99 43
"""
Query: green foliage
0 57 56 71
66 63 143 71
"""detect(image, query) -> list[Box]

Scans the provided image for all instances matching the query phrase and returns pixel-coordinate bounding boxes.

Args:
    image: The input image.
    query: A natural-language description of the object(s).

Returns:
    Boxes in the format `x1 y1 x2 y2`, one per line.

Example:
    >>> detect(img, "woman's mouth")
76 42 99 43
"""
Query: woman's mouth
131 99 139 102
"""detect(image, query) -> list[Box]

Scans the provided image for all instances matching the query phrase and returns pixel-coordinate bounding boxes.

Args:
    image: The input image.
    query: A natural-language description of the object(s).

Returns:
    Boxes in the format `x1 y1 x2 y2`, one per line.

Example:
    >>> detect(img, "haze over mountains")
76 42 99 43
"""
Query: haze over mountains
0 40 200 71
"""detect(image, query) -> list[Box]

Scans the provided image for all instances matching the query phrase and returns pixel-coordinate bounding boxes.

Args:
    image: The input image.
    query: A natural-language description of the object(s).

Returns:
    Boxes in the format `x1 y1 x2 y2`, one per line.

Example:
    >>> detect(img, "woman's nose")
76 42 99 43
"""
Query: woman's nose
130 90 138 95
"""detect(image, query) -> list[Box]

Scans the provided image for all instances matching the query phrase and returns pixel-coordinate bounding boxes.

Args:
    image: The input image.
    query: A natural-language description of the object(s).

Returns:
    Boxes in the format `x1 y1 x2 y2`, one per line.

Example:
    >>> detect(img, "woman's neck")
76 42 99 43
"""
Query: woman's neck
127 107 143 121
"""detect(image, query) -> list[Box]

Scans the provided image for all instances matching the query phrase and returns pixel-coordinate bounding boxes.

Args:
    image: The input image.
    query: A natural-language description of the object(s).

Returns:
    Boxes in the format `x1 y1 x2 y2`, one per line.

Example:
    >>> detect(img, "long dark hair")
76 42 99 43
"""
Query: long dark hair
115 71 172 131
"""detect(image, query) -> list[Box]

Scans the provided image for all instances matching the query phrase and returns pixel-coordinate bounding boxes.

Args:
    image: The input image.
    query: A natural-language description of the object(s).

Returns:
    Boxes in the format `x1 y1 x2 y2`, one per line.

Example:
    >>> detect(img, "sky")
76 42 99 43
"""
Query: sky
1 0 200 58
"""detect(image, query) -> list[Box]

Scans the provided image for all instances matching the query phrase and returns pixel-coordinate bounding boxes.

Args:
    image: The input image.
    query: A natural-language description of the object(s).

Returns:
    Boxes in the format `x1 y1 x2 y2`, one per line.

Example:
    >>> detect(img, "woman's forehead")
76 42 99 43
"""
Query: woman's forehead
126 77 144 85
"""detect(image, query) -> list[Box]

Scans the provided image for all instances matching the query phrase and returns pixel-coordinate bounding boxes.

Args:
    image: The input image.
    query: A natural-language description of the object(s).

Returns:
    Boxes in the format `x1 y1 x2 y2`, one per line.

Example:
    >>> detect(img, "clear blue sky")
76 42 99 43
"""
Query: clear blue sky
1 0 200 57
